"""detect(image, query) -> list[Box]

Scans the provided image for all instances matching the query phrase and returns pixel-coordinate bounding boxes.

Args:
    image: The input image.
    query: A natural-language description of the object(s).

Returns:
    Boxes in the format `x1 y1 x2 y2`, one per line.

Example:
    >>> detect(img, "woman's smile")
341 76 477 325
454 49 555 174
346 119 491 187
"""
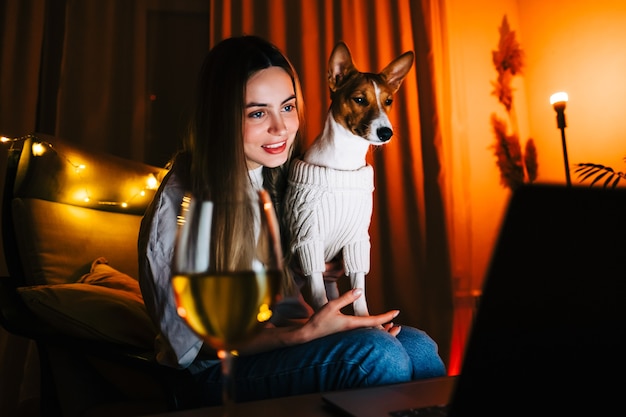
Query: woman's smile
262 140 287 154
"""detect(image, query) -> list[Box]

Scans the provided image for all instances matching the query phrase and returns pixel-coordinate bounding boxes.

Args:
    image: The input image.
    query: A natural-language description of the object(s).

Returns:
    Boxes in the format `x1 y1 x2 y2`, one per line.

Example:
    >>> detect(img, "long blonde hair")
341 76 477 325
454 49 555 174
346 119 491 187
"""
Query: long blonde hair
176 35 305 292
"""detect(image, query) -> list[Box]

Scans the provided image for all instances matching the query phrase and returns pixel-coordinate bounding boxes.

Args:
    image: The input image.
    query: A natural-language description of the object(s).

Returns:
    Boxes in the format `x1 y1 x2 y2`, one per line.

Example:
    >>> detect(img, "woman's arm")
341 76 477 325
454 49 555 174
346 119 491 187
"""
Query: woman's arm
237 288 400 356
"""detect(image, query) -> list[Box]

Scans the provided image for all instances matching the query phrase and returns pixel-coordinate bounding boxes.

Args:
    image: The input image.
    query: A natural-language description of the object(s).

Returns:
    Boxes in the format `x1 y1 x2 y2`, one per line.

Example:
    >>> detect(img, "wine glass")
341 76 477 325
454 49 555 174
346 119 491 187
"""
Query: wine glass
171 189 284 409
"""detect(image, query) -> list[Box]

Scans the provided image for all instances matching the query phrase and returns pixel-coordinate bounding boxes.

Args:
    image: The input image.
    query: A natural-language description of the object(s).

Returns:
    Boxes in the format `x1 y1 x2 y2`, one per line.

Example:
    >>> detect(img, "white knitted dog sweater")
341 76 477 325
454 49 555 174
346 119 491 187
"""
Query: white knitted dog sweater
285 158 374 276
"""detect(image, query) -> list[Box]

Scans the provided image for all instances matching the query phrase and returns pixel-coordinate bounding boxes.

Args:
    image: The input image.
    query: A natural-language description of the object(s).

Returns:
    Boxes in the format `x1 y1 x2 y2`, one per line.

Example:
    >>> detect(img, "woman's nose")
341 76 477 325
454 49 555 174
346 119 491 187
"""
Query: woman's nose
268 114 287 135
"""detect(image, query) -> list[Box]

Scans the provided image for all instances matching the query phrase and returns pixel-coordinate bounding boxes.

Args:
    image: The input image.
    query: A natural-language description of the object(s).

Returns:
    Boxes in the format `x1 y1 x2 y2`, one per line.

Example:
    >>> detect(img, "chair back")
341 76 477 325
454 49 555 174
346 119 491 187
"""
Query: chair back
4 134 164 286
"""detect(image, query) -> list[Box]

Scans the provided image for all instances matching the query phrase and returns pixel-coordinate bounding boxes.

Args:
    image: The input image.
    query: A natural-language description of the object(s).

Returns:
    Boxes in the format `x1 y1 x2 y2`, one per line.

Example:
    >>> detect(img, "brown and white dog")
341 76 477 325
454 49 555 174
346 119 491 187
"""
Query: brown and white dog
285 41 414 316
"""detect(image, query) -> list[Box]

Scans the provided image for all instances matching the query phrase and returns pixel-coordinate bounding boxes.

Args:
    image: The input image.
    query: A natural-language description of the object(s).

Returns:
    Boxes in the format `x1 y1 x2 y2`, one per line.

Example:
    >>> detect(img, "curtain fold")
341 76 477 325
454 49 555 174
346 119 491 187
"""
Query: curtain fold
0 0 45 137
55 0 142 159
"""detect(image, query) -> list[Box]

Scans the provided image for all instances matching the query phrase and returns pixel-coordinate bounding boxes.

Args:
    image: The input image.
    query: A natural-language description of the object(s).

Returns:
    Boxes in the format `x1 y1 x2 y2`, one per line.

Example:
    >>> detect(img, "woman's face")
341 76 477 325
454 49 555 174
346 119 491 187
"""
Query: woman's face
243 66 299 170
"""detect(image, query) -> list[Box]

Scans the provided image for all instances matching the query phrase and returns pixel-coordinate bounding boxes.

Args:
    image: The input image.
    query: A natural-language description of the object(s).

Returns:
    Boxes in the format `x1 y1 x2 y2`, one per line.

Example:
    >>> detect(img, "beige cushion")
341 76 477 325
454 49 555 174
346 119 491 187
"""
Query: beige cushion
12 198 143 285
17 258 156 349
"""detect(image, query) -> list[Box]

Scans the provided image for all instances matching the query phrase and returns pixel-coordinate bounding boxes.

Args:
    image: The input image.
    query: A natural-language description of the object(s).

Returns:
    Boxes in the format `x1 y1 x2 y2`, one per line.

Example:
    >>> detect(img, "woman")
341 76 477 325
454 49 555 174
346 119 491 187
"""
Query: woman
138 35 445 407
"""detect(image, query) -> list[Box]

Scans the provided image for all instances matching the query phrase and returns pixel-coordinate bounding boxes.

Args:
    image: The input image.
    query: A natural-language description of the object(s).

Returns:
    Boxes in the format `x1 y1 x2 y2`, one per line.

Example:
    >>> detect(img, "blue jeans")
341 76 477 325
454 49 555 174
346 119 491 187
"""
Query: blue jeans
187 326 446 406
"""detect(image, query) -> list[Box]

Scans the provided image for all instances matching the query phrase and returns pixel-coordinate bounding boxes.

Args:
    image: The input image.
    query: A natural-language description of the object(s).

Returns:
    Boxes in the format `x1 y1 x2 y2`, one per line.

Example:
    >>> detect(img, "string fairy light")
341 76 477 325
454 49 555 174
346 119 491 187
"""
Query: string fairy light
1 134 162 209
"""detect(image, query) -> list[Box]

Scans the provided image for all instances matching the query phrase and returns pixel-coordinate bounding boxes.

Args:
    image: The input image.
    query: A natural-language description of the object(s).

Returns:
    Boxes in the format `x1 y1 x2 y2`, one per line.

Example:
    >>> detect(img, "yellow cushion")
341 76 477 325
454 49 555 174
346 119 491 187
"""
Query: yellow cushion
17 258 155 349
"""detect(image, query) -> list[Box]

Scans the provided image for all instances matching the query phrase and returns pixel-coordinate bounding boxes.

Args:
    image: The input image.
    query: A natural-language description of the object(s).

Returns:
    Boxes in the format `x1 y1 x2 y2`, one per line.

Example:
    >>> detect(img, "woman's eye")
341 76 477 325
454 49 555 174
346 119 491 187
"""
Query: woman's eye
283 104 296 112
249 110 264 119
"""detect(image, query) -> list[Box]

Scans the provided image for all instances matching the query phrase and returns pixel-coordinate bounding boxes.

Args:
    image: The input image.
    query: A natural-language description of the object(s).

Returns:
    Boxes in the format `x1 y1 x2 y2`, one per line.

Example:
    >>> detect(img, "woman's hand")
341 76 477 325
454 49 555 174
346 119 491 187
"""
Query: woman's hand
321 256 345 281
240 257 400 355
238 288 400 355
290 255 345 282
299 288 402 341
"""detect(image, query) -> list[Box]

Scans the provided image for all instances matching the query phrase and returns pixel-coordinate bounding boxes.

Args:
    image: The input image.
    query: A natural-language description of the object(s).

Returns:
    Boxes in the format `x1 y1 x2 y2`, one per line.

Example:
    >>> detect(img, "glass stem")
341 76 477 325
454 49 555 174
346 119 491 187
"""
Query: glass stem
220 349 237 409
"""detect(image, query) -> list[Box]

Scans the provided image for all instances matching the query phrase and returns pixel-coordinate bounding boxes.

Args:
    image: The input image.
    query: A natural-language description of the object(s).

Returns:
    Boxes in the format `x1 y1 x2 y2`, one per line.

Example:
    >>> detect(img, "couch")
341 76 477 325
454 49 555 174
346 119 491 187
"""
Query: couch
0 133 191 416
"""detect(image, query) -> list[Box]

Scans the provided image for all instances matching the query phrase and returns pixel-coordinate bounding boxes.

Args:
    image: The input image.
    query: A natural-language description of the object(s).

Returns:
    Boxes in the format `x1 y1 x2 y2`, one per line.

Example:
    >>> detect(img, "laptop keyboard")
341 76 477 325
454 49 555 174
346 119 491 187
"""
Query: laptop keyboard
389 404 449 416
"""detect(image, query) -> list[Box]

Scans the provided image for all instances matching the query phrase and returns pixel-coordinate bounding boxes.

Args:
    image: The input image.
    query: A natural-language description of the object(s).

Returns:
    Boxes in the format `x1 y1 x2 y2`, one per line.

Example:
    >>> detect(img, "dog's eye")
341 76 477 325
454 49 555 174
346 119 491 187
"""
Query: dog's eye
352 97 368 106
384 98 393 106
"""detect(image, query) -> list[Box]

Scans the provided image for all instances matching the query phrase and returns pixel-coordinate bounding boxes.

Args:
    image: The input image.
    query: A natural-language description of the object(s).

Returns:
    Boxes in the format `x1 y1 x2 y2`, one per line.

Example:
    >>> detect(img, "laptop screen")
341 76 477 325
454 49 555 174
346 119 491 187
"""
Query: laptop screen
449 184 626 416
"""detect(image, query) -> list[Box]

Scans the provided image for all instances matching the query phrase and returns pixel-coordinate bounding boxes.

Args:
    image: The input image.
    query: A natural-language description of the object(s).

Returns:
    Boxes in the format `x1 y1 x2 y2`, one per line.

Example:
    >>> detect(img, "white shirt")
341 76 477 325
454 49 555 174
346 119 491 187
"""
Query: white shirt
138 164 309 369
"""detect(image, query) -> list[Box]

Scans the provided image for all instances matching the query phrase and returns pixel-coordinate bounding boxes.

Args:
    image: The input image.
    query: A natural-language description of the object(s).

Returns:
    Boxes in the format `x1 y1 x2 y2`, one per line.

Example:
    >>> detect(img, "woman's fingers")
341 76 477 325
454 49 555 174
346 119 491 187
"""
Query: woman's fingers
383 322 402 336
327 288 365 310
355 311 400 329
304 288 402 340
327 289 401 326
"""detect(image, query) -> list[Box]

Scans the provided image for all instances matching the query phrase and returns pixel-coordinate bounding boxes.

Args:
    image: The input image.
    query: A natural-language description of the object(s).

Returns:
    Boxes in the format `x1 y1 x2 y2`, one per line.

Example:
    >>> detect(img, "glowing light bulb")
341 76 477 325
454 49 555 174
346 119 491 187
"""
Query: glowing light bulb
146 173 158 190
550 92 568 106
549 92 571 186
31 142 46 156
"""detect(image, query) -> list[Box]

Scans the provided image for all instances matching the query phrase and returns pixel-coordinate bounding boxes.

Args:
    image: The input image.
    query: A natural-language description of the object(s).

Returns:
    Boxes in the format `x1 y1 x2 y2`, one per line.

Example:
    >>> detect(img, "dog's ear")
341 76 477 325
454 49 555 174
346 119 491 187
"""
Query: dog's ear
381 51 415 93
327 42 356 92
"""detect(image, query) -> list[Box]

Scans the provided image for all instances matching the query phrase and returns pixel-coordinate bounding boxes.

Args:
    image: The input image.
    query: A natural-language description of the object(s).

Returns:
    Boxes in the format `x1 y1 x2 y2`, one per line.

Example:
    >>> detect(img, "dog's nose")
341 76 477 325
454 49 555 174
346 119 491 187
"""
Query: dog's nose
377 127 393 142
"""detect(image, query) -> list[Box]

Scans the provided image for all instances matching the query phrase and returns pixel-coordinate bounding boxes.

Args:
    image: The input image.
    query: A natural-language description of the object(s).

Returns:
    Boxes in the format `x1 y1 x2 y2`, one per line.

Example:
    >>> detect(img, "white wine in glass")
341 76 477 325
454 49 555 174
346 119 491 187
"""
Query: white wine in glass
171 189 283 409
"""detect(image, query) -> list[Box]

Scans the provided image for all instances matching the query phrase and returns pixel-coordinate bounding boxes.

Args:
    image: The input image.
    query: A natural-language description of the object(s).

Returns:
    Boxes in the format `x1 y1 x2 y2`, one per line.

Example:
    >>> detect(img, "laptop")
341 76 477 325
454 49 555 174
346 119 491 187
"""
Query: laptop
322 376 456 417
323 184 626 416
